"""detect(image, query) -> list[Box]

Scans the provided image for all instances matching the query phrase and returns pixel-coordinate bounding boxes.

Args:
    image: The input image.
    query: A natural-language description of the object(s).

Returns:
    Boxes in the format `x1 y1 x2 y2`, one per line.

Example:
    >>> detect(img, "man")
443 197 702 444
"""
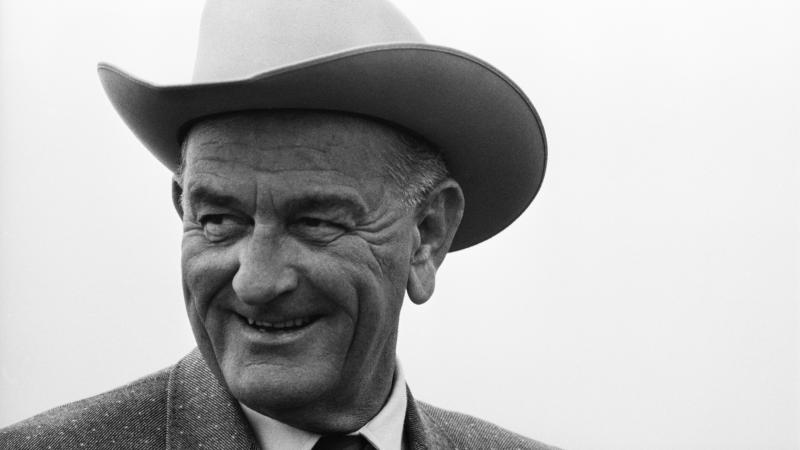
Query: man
0 0 553 449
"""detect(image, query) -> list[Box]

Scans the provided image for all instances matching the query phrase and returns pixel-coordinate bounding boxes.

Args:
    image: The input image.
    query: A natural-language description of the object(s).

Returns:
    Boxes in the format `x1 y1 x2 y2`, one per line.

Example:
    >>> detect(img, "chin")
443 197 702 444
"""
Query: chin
225 359 339 414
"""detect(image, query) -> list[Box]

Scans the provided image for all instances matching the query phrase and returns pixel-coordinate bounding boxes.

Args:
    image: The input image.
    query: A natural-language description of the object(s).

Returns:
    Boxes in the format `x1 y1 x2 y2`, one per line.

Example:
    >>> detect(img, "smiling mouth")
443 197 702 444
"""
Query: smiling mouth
241 314 318 333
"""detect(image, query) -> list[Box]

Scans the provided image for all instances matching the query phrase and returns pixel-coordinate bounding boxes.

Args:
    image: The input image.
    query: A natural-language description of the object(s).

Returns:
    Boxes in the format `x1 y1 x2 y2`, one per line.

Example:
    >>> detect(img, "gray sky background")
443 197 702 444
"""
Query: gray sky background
1 1 797 449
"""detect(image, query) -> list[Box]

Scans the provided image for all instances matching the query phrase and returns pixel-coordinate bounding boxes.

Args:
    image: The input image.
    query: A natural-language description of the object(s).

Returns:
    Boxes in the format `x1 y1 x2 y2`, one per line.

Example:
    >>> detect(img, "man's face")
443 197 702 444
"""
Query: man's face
178 111 419 430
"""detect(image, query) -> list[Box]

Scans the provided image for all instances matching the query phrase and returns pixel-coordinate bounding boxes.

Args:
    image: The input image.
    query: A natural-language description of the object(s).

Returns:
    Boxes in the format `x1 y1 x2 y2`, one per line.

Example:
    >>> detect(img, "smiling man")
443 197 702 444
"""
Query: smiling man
179 112 460 436
0 0 553 449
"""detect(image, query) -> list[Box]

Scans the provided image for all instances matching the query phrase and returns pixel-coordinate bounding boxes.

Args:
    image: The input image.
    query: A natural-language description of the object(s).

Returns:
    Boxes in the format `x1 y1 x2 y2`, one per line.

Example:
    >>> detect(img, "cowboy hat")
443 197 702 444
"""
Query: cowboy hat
97 0 547 251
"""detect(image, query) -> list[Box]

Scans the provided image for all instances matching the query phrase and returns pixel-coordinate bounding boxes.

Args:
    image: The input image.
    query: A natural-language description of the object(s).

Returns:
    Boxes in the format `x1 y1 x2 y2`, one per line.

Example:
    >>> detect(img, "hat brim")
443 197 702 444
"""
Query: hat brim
98 43 546 251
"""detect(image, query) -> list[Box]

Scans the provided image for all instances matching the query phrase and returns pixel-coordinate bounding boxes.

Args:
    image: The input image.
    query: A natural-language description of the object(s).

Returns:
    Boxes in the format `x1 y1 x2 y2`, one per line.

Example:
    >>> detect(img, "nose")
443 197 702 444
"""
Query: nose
232 226 299 305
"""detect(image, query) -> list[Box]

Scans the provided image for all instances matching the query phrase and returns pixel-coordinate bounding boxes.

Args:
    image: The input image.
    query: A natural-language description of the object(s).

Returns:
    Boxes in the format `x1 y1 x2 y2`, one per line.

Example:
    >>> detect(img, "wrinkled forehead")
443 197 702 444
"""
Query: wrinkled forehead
181 111 402 200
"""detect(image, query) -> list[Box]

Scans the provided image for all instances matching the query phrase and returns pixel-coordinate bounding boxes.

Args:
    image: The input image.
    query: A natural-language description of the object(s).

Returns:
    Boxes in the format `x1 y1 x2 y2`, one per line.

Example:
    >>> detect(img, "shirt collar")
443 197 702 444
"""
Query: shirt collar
358 360 407 450
239 361 407 450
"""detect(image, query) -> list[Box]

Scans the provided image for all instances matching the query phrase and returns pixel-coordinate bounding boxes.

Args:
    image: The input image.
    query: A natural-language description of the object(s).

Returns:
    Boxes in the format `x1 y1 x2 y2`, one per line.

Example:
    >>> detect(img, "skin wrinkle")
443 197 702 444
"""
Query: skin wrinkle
192 160 357 177
188 158 376 211
174 110 463 433
178 111 446 209
196 143 335 154
188 168 250 186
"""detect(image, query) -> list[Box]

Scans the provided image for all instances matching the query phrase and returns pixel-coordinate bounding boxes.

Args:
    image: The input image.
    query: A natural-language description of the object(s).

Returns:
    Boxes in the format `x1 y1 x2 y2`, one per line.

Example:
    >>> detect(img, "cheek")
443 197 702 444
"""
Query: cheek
181 236 239 316
368 248 410 319
322 238 410 322
287 240 380 324
299 246 366 318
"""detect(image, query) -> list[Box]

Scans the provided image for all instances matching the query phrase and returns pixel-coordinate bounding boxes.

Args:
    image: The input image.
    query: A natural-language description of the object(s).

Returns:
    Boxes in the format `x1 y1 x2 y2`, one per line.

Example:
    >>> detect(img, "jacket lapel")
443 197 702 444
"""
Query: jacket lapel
166 349 260 450
404 388 454 450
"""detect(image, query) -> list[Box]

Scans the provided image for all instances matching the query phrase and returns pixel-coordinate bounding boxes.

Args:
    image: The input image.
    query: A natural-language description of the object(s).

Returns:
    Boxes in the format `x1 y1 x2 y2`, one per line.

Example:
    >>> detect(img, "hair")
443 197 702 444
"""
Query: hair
380 125 450 208
175 111 449 209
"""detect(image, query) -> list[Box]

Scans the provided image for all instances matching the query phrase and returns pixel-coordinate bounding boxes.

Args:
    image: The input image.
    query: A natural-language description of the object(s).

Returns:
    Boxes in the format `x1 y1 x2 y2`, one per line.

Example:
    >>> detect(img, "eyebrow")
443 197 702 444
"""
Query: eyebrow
185 185 368 220
185 186 251 214
284 193 368 221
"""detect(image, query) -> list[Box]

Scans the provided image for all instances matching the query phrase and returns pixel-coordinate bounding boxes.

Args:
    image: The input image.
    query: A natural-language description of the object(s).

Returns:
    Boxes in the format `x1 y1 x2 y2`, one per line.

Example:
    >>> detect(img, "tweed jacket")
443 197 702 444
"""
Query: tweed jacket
0 349 560 449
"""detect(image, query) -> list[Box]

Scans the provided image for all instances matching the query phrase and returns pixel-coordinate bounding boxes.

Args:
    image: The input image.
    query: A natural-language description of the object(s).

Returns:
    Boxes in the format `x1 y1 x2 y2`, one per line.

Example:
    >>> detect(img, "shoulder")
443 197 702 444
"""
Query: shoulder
417 401 563 450
0 366 171 449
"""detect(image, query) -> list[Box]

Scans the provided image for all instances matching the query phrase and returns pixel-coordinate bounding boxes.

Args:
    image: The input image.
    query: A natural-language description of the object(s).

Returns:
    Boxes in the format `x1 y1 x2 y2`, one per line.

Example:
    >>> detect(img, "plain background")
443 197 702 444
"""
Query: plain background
1 1 798 449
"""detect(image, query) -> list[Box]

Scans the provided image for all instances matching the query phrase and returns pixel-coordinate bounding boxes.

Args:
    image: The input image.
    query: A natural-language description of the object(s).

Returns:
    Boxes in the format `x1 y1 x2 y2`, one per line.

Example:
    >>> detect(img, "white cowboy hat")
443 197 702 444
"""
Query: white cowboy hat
98 0 547 251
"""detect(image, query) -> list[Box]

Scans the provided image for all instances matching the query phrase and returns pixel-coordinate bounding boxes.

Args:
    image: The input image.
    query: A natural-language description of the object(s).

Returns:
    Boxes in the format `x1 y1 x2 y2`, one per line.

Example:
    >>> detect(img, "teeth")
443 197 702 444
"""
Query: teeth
245 316 312 330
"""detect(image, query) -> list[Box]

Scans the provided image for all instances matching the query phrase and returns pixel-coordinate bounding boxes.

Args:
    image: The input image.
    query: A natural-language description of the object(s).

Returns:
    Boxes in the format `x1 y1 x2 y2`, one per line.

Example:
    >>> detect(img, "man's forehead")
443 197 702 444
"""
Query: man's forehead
183 110 402 168
181 111 402 205
187 145 348 175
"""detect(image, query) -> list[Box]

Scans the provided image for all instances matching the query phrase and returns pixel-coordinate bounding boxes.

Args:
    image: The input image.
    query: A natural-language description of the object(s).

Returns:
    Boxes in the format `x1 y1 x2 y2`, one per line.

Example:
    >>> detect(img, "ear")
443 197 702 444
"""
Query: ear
407 179 464 305
171 175 184 219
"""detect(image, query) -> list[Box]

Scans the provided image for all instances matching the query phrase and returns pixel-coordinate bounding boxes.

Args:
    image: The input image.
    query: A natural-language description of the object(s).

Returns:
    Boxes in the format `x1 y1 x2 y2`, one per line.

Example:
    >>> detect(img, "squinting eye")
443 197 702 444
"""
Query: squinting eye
199 214 248 242
293 217 346 243
298 217 327 228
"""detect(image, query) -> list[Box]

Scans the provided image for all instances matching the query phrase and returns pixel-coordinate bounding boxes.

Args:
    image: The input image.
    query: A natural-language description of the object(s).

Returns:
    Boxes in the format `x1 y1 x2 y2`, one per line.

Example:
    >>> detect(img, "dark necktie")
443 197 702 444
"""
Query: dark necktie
312 434 373 450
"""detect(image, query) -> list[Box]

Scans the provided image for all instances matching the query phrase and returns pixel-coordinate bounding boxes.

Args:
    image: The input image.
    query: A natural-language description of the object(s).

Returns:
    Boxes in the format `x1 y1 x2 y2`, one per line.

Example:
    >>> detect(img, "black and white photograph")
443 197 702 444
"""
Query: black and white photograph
0 1 797 449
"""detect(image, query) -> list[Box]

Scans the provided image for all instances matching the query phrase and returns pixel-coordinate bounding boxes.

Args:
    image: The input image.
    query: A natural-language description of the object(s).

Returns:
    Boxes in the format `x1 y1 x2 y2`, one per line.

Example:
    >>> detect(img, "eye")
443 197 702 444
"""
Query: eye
297 217 329 228
199 214 249 242
292 217 347 243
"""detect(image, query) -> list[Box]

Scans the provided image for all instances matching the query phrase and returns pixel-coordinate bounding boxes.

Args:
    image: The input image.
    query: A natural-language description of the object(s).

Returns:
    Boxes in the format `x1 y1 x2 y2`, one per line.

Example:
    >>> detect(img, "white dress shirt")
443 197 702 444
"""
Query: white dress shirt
240 362 407 450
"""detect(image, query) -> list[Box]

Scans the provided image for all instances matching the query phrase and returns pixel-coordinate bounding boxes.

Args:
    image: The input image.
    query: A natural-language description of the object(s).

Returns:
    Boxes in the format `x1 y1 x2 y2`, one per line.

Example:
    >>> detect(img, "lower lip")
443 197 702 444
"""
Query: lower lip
237 315 320 345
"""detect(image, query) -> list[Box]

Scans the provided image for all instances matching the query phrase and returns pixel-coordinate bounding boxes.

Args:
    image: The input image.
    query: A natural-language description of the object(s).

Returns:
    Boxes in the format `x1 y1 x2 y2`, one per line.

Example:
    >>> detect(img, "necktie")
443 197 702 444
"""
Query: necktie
312 434 373 450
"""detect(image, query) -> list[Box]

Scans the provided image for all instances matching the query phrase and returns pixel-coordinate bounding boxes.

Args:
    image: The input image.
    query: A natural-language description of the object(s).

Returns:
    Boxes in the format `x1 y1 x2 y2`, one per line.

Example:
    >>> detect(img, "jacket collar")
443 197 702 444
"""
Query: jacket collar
166 349 259 449
404 387 455 449
166 349 453 450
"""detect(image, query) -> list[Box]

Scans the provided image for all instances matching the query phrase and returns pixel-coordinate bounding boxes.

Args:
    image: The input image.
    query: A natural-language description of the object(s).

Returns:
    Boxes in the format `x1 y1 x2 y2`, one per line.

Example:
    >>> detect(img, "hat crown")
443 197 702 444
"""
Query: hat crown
193 0 425 83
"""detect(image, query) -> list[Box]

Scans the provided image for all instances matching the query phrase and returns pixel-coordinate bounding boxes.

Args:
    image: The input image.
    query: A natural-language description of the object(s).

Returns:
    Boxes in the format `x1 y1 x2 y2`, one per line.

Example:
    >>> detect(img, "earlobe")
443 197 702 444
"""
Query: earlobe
407 259 436 304
172 177 184 218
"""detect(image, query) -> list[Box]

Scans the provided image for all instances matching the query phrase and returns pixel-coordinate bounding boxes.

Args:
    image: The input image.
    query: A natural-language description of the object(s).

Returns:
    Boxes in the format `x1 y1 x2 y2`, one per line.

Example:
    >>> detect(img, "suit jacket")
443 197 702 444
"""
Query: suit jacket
0 349 560 449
